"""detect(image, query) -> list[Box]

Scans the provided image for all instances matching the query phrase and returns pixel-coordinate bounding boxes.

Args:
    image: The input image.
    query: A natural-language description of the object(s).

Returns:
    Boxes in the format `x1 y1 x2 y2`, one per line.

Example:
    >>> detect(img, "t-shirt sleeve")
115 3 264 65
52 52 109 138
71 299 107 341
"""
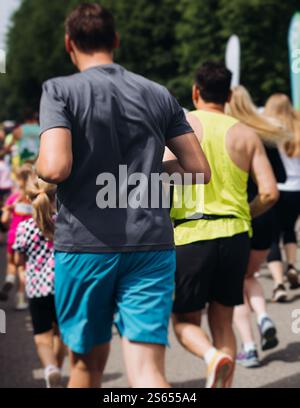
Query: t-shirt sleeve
39 79 72 135
13 222 28 253
164 92 193 140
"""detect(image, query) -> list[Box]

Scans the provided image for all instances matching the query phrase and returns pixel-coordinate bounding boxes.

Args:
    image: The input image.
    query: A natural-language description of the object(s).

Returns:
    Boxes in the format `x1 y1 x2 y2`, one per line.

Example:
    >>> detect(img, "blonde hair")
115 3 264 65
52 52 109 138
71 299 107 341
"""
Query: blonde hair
26 176 57 241
264 94 300 157
226 86 289 145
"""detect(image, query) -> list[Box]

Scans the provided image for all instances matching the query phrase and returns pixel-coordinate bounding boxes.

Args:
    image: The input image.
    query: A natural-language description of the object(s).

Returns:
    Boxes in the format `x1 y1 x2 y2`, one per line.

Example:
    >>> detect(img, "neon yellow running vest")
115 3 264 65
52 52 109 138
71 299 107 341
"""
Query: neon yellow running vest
171 110 251 246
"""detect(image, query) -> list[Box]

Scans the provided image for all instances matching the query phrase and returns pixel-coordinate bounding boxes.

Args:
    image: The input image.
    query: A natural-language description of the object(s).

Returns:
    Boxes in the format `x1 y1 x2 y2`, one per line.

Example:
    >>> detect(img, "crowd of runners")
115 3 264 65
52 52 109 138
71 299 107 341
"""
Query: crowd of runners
0 3 300 389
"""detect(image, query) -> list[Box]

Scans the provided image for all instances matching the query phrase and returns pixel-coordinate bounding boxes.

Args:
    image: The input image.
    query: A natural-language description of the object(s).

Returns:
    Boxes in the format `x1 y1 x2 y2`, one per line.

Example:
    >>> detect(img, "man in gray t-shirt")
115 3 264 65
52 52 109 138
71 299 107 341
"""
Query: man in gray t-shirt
37 3 210 388
40 64 191 253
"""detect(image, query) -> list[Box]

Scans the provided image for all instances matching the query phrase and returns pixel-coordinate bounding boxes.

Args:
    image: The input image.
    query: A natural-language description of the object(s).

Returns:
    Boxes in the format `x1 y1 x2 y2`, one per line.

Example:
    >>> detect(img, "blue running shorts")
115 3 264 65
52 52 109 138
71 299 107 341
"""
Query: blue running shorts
54 250 176 354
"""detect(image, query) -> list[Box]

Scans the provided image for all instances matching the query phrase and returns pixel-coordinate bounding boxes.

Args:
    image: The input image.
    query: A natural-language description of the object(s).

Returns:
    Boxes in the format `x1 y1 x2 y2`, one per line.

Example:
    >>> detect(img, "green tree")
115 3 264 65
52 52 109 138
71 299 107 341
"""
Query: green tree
0 0 180 120
108 0 180 85
173 0 223 107
0 0 299 120
2 0 72 120
218 0 300 104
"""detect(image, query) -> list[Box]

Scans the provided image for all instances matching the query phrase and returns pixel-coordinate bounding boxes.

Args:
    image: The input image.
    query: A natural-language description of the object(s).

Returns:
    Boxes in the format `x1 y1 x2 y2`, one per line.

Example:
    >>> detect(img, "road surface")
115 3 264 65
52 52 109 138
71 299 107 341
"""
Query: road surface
1 242 300 388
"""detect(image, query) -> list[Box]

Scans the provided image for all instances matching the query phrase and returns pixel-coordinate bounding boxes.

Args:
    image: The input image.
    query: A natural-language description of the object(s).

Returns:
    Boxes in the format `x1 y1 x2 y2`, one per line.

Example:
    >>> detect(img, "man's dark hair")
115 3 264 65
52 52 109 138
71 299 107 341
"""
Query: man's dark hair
65 3 116 53
195 62 232 105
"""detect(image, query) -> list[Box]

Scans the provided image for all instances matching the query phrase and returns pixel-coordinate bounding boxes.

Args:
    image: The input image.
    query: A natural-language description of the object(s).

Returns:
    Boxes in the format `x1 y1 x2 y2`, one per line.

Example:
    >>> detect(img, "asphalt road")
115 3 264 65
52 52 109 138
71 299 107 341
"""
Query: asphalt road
1 243 300 388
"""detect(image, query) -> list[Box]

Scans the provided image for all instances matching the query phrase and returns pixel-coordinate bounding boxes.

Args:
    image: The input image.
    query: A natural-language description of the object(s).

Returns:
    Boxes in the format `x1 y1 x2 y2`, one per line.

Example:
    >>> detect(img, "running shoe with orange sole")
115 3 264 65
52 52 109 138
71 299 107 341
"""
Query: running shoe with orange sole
206 351 234 388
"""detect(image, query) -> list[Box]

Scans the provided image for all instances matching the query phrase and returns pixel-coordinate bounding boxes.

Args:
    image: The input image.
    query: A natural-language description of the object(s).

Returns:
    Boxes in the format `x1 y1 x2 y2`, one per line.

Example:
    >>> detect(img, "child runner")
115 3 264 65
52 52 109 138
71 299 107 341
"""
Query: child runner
13 176 66 388
0 164 33 309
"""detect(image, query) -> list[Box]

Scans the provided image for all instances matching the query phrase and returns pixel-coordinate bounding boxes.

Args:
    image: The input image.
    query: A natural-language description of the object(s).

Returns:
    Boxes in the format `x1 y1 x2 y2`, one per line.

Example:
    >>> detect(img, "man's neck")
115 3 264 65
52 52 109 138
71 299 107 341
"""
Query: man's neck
196 102 225 114
76 52 114 72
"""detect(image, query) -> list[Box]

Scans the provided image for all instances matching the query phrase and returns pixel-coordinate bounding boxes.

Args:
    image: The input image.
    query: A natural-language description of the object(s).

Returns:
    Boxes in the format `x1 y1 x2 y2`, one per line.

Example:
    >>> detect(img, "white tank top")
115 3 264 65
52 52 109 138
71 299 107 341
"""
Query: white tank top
277 149 300 192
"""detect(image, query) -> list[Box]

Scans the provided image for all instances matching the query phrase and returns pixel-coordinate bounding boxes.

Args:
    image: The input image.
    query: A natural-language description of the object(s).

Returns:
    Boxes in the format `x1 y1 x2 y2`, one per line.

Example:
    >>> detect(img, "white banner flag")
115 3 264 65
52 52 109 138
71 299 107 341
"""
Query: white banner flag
225 35 241 88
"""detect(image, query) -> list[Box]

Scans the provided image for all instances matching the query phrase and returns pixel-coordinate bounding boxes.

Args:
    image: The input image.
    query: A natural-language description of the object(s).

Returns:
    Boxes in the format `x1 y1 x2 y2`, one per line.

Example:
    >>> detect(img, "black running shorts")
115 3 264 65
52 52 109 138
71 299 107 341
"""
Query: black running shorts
173 232 250 313
29 295 58 335
251 207 278 251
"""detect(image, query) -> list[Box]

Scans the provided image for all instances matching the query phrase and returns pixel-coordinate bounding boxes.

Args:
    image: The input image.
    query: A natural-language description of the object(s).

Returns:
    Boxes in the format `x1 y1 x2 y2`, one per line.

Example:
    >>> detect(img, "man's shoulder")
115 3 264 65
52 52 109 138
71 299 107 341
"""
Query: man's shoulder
125 68 170 99
130 70 165 89
42 72 82 94
43 68 169 99
229 121 261 157
229 120 258 141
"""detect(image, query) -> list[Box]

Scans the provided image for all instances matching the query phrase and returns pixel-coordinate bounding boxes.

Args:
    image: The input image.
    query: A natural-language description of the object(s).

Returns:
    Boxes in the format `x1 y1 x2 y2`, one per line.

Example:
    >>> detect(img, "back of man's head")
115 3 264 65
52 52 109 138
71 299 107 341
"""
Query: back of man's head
195 62 232 105
65 3 116 53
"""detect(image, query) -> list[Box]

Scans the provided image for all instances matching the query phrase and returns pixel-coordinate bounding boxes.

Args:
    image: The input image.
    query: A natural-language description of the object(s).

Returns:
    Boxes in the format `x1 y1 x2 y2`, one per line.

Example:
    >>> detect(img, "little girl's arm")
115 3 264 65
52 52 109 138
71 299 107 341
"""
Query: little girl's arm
1 205 13 226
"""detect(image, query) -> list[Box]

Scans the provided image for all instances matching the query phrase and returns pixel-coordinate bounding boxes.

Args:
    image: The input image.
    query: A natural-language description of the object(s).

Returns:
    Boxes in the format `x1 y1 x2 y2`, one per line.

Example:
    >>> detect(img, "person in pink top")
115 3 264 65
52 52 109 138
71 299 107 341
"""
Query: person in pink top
0 161 13 244
0 163 33 309
0 128 13 243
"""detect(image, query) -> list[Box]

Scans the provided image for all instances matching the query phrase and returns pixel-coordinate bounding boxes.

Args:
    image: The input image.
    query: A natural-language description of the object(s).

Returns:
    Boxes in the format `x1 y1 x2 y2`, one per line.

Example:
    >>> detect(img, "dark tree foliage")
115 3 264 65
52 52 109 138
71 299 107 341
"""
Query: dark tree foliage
0 0 298 120
173 0 224 107
218 0 300 105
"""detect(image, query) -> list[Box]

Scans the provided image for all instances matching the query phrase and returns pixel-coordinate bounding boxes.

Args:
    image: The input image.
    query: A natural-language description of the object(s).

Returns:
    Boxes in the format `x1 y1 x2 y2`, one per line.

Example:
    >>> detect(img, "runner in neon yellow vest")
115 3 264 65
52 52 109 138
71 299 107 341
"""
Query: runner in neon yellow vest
165 62 279 388
171 109 251 245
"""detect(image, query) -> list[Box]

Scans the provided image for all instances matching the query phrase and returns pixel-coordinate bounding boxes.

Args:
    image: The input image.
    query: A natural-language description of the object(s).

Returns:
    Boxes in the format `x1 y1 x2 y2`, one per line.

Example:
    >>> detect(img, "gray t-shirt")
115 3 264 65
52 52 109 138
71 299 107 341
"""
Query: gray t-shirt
39 63 192 253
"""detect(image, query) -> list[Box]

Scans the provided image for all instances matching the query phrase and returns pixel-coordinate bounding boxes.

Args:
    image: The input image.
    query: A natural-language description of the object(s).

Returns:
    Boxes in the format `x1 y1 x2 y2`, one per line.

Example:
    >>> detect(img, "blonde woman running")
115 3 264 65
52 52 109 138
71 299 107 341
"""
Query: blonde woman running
265 94 300 294
226 86 288 368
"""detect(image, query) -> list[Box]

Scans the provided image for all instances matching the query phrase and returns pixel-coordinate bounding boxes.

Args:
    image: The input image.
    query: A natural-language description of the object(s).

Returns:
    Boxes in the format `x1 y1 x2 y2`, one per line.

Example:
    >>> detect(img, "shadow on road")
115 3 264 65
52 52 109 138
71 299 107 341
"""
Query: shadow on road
286 293 300 303
59 372 123 388
102 372 123 383
171 378 206 388
260 342 300 365
265 293 300 304
260 372 300 388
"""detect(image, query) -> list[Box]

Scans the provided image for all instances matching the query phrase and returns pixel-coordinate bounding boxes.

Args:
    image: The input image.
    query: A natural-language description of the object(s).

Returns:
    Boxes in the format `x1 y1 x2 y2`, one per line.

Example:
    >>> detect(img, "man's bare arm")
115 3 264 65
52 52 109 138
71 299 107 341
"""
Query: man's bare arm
163 132 211 184
249 131 279 218
36 128 73 184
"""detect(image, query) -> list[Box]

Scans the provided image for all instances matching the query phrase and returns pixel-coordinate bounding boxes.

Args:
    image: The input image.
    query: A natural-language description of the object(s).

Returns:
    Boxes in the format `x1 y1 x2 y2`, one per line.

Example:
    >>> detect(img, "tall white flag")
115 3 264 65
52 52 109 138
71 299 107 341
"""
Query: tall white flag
225 35 241 88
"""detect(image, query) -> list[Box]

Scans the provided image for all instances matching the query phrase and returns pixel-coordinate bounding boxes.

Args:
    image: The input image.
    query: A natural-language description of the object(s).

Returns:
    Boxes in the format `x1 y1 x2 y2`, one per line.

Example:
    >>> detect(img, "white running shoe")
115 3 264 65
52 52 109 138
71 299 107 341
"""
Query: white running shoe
45 365 62 388
206 351 234 388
